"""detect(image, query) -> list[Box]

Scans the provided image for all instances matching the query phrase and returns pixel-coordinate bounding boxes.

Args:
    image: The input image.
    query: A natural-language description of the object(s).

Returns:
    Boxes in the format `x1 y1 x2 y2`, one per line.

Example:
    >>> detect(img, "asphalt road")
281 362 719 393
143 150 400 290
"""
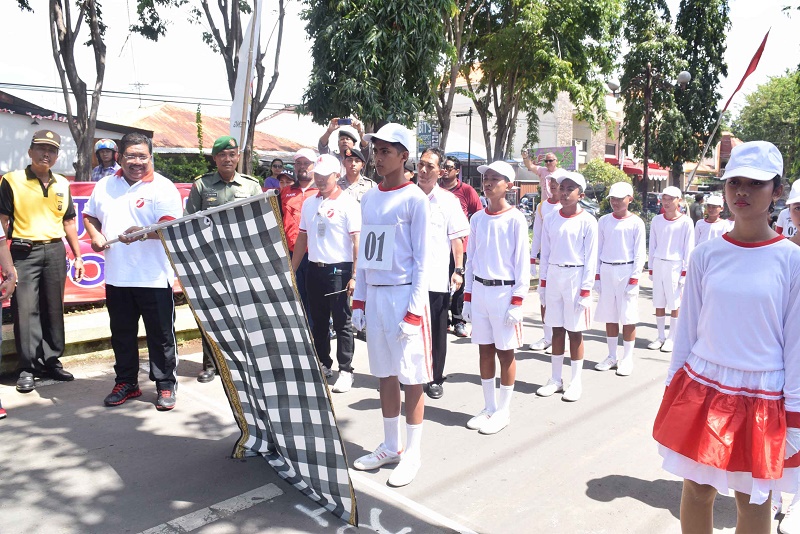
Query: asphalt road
0 281 782 533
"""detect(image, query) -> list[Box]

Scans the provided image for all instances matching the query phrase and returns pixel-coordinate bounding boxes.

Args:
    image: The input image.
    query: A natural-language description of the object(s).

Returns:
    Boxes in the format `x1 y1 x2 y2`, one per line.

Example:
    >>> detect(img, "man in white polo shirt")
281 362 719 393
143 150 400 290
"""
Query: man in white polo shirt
83 132 183 411
292 154 361 393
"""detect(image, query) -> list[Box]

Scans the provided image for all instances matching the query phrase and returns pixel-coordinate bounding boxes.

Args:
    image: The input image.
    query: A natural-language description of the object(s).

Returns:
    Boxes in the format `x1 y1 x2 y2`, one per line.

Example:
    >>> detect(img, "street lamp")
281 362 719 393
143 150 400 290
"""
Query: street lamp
456 108 473 186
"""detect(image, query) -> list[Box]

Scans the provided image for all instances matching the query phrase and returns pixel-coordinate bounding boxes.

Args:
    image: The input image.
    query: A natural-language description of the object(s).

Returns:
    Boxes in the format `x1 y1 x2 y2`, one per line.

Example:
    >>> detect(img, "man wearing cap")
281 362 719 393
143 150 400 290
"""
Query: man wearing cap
694 195 731 245
318 118 372 166
281 148 318 321
521 150 560 202
292 154 361 392
0 129 85 392
92 139 120 182
337 147 375 202
440 156 482 338
186 135 262 383
83 132 183 410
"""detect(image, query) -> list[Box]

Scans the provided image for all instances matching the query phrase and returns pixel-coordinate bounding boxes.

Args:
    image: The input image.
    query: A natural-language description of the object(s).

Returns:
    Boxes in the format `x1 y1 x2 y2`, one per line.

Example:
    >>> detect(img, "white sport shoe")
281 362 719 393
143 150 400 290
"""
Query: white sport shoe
647 338 665 350
660 338 674 353
616 357 633 376
545 344 554 354
781 503 800 534
594 357 617 371
479 410 510 435
387 455 421 487
353 443 401 471
562 381 582 402
536 378 564 397
321 365 334 379
529 338 552 351
331 371 353 393
466 409 492 430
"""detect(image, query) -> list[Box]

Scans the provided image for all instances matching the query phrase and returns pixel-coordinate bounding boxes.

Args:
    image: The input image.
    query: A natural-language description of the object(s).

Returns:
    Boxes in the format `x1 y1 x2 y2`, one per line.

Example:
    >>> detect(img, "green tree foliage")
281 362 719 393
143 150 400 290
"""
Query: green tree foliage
582 159 643 215
154 154 211 183
733 69 800 181
301 0 455 130
463 0 623 160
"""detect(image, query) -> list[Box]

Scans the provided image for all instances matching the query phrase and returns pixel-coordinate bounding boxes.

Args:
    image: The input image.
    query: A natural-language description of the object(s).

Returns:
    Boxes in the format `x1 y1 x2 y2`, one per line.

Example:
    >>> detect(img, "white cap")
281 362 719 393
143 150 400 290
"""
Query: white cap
786 180 800 205
662 186 682 198
706 195 724 207
556 171 587 191
337 125 360 145
545 168 569 181
607 182 634 199
293 148 317 163
477 160 515 181
363 123 415 153
314 154 341 176
722 141 783 181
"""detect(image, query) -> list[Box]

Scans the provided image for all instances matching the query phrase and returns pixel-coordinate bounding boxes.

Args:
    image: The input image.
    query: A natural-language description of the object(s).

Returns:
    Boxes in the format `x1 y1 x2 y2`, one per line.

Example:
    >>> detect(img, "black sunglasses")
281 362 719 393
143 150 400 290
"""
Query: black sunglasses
272 163 283 168
544 159 555 163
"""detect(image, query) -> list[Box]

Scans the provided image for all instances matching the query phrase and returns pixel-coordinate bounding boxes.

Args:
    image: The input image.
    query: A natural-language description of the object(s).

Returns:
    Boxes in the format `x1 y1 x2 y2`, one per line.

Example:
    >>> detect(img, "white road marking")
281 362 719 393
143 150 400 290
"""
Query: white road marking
295 504 330 527
138 483 283 534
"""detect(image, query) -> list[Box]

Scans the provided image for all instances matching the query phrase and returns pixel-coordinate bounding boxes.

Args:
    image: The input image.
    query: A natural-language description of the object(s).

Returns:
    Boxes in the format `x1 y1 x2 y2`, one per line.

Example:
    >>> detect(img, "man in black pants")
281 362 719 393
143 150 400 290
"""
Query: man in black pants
291 154 361 393
417 148 469 399
0 130 85 393
83 133 183 410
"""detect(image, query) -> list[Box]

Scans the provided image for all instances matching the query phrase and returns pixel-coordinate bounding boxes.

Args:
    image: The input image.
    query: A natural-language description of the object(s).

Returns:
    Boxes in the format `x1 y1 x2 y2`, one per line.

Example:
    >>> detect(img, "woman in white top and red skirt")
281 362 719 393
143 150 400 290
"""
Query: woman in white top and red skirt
653 141 800 533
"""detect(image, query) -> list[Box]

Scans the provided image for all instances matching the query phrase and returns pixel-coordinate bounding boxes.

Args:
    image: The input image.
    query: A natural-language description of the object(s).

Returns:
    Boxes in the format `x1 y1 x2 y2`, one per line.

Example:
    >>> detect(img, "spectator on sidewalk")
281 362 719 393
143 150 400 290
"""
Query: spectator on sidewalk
521 149 560 202
0 230 18 418
337 147 375 203
91 139 121 182
264 158 284 190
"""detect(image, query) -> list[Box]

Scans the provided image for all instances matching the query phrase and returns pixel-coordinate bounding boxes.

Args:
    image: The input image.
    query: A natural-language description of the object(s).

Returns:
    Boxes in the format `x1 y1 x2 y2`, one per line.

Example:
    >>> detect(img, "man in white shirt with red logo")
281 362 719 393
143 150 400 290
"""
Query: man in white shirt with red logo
350 123 430 487
83 133 183 411
292 154 361 393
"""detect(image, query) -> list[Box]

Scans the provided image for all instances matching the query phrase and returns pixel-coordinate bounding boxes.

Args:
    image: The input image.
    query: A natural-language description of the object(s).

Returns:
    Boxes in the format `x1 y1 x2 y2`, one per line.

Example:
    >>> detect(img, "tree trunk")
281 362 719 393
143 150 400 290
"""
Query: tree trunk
671 160 683 190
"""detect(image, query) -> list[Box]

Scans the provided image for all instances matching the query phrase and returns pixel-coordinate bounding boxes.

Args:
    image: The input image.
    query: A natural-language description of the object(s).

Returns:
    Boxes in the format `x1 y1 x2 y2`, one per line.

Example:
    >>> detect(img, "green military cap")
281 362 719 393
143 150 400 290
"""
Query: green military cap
212 136 239 156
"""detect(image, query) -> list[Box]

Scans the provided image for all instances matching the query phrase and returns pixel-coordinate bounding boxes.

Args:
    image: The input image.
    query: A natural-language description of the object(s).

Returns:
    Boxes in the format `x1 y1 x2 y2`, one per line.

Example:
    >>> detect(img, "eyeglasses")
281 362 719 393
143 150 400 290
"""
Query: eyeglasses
272 163 283 168
444 165 456 170
544 159 556 163
122 154 151 162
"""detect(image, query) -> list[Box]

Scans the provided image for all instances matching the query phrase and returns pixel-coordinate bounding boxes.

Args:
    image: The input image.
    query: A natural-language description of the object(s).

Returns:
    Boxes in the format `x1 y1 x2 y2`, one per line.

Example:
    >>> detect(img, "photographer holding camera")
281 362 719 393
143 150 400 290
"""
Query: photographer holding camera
317 117 373 169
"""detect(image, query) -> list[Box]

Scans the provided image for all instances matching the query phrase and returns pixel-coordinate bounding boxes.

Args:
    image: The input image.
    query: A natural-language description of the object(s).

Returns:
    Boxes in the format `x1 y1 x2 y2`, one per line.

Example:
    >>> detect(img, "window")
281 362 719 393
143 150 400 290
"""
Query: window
605 143 617 156
573 138 588 152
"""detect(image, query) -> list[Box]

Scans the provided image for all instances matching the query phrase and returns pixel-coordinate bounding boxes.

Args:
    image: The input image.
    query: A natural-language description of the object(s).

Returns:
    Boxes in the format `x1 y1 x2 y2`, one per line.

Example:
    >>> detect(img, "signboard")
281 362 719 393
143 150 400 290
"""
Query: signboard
531 146 578 171
416 120 439 155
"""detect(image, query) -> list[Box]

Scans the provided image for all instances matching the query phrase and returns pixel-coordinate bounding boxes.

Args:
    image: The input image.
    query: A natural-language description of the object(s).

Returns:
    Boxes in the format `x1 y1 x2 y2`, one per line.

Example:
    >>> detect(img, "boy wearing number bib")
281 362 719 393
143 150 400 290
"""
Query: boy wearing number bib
351 123 432 487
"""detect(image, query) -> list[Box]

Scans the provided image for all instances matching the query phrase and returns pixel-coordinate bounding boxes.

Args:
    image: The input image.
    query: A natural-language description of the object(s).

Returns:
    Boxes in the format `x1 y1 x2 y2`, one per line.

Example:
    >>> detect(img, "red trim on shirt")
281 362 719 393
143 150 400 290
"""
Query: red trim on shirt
116 168 154 182
788 411 800 428
403 312 422 326
664 214 683 222
539 280 546 288
579 289 590 298
612 213 632 220
628 278 638 285
158 216 175 222
722 233 785 248
776 226 784 234
547 198 559 205
464 293 472 302
595 274 600 280
558 209 581 218
378 181 414 192
485 206 513 216
317 185 343 200
510 296 523 306
352 300 365 311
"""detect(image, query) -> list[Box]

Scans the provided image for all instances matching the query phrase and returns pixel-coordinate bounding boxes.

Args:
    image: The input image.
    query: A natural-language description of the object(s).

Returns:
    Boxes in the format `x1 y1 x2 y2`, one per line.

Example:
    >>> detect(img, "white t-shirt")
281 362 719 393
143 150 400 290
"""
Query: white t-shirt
464 206 529 303
596 213 646 279
777 208 797 238
694 218 733 245
539 209 598 293
426 185 469 293
667 234 800 411
531 198 561 261
84 172 183 288
353 182 429 316
298 187 361 264
649 213 695 272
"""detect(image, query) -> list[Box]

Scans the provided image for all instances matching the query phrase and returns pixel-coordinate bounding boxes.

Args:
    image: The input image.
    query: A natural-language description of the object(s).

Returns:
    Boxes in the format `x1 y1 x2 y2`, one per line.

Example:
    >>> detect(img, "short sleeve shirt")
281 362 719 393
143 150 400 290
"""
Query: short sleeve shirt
298 188 361 264
0 167 76 240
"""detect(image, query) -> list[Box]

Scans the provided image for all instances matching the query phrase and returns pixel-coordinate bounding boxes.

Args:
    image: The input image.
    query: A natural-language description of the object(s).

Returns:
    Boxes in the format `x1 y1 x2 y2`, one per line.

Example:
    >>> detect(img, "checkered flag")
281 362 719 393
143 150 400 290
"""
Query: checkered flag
159 194 357 525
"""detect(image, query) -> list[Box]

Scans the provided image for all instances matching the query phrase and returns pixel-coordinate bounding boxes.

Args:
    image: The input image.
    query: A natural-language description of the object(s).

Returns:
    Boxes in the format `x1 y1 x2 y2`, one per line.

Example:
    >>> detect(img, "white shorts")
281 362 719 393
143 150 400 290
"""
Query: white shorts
469 282 523 351
652 258 682 311
544 265 591 332
365 284 433 385
594 262 639 325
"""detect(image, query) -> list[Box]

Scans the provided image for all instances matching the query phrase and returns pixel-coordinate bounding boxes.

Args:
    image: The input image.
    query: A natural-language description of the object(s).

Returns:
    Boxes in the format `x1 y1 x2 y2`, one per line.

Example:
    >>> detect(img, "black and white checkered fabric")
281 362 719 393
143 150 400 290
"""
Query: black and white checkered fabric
160 194 357 525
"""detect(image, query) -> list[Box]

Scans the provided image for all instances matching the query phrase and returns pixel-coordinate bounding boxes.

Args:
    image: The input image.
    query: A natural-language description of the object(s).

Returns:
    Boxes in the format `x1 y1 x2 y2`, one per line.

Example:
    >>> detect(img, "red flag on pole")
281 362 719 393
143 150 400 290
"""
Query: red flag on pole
721 30 770 113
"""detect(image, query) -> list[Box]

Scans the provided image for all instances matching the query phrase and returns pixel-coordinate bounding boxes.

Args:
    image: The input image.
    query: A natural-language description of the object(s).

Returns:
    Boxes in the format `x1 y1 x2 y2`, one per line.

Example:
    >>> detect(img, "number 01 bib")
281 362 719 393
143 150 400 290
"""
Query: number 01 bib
358 224 396 270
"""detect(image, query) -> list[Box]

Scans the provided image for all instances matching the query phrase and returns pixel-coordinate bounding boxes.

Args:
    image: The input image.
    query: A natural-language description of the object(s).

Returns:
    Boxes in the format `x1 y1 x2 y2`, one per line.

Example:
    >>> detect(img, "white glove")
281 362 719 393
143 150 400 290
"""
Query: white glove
593 279 601 295
678 275 686 288
462 301 472 322
648 270 654 281
397 320 420 342
537 284 546 304
575 295 592 311
530 263 538 277
786 427 800 459
504 305 523 326
352 309 366 331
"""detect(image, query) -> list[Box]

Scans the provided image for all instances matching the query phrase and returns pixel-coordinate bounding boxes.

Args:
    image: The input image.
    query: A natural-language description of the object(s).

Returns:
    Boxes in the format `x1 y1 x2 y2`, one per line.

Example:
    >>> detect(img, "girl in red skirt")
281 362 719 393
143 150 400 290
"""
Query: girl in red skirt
653 141 800 533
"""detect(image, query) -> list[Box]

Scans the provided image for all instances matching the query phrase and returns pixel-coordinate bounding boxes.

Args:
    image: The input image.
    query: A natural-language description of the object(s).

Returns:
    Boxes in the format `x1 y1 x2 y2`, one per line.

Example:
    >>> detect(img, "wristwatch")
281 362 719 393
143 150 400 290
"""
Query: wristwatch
454 267 465 275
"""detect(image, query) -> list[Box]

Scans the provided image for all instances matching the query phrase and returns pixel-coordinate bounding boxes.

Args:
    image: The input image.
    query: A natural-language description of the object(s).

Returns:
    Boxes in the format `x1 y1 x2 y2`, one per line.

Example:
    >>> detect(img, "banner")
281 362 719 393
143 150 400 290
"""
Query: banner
532 146 578 171
230 5 262 149
160 194 357 524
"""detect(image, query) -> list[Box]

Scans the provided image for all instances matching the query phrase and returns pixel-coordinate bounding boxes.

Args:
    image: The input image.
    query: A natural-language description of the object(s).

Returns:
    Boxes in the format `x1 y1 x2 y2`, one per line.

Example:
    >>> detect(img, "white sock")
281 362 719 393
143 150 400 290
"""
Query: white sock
482 378 497 413
571 359 583 386
404 423 423 461
668 317 678 339
544 325 553 343
656 316 666 340
551 355 564 382
498 384 514 412
383 416 401 453
622 340 635 361
606 336 619 360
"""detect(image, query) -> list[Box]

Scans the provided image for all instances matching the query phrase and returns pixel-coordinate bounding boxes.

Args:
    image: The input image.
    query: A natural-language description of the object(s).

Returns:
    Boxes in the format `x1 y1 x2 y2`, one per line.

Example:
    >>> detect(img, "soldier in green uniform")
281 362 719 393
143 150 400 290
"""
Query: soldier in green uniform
186 135 262 383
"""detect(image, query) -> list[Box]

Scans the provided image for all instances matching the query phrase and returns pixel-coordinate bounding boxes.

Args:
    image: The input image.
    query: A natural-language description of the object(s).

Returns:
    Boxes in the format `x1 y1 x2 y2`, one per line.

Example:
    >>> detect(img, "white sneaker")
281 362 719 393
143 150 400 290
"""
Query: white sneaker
781 503 800 534
594 357 617 371
321 365 334 379
529 338 552 351
616 357 633 376
387 455 421 487
466 409 492 430
647 338 665 350
536 378 564 397
479 410 510 435
353 443 401 471
331 371 353 393
545 344 553 354
562 381 582 402
660 338 674 352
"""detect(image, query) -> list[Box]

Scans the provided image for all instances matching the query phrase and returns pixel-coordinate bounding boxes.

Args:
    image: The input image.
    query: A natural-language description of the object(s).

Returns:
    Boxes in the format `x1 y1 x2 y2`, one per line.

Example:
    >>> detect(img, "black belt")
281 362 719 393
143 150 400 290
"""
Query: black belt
601 260 634 266
474 276 514 286
555 264 584 268
371 282 412 287
309 261 351 268
32 238 63 244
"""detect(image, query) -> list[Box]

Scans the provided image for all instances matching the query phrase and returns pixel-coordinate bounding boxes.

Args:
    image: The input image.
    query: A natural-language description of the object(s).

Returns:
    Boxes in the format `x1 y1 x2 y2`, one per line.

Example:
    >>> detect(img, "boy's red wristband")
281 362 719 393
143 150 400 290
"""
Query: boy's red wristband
510 296 523 306
403 312 422 326
595 274 600 280
628 278 638 285
540 280 546 288
681 271 686 277
464 293 471 302
352 300 365 311
579 289 590 298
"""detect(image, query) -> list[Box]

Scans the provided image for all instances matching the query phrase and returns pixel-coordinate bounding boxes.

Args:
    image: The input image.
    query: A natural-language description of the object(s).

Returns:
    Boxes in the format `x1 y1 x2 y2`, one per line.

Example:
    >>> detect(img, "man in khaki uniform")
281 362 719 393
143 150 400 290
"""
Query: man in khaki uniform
186 135 262 382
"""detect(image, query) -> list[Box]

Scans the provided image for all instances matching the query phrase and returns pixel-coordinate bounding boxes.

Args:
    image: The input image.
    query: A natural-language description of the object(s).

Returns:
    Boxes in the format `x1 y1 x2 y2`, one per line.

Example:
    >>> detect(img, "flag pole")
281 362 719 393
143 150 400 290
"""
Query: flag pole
104 189 279 246
237 0 259 173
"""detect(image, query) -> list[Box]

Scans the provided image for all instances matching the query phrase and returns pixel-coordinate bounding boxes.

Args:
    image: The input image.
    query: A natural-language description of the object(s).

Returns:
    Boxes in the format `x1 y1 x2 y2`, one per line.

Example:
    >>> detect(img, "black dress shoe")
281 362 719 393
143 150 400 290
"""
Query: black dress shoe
16 375 35 393
47 367 75 381
197 369 216 383
426 382 444 399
